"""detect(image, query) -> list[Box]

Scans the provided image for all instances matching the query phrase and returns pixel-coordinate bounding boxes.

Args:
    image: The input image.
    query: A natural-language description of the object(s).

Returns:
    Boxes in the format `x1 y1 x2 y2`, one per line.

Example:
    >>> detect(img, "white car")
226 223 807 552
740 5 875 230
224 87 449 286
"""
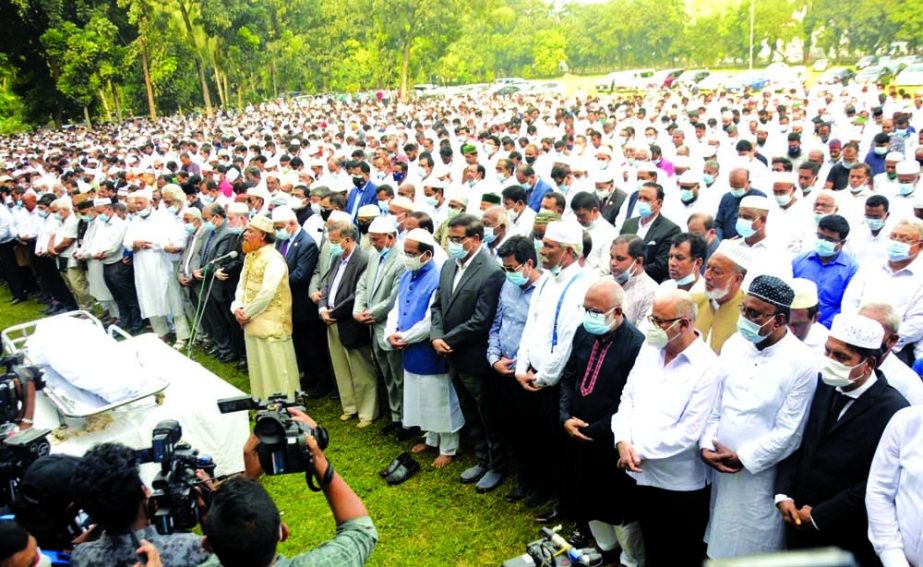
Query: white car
895 63 923 90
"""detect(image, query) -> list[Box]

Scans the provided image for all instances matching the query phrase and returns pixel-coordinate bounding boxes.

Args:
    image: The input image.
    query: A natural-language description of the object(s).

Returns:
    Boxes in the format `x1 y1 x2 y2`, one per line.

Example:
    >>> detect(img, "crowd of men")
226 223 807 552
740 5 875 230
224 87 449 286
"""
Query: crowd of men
1 78 923 566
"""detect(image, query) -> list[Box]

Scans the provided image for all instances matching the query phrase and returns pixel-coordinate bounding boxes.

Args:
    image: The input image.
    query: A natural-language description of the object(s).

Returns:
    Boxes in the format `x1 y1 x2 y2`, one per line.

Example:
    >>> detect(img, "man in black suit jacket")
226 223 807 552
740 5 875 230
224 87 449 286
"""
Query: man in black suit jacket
198 203 246 363
619 182 680 283
595 172 628 227
319 221 377 426
431 214 507 493
272 206 323 392
775 313 909 565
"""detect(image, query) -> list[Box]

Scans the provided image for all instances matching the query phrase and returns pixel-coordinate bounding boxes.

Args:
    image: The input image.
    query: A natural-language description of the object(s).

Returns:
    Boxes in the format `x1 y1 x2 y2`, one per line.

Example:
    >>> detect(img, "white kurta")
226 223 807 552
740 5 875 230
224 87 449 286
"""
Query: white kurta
123 211 187 318
701 332 819 559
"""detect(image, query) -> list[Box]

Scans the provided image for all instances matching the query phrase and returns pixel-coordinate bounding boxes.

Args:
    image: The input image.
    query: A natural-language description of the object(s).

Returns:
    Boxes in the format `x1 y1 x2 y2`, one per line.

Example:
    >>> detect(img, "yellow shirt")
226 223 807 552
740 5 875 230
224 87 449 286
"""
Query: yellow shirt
693 289 744 355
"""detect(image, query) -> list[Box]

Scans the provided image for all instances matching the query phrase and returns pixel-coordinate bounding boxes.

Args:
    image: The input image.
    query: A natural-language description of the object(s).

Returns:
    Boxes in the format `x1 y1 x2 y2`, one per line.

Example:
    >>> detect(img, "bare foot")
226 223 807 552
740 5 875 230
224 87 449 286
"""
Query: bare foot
411 443 434 454
432 454 454 468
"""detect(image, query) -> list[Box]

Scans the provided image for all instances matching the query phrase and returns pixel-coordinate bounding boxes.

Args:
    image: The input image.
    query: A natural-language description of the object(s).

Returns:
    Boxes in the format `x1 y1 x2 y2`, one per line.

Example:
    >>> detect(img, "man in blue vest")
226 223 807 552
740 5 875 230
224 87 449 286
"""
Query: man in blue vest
385 228 465 467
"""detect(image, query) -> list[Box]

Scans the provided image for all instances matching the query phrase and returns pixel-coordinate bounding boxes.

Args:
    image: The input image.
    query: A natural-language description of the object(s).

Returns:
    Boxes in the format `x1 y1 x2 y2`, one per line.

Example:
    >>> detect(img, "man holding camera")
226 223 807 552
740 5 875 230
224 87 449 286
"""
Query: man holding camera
197 407 377 567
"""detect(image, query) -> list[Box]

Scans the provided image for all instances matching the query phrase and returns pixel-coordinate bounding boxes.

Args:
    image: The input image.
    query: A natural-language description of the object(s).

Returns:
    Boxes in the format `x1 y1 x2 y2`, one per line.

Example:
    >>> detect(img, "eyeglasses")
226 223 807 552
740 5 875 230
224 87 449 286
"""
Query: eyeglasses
500 263 525 274
447 235 470 244
648 315 681 327
739 304 776 321
815 233 843 243
586 306 618 316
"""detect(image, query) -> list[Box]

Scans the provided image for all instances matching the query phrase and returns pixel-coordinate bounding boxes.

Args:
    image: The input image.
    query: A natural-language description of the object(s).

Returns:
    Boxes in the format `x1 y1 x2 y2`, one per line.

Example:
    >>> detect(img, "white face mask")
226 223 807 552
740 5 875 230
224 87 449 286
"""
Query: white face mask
820 356 865 388
644 319 679 349
402 252 426 271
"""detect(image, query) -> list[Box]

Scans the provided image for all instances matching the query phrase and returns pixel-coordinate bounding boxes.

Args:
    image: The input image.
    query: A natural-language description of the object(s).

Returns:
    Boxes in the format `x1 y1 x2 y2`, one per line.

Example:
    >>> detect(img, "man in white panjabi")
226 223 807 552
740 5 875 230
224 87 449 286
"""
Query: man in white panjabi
231 214 300 400
700 275 818 559
122 189 190 349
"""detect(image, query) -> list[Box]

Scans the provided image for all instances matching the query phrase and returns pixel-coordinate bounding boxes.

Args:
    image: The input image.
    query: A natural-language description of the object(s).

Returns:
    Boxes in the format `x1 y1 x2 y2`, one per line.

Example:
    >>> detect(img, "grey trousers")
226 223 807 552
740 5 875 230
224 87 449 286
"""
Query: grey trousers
372 339 404 423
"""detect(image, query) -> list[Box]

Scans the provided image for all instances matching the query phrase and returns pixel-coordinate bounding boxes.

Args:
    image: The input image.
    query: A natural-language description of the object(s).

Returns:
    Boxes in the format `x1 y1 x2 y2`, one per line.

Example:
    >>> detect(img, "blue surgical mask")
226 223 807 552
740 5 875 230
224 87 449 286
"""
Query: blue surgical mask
200 194 215 205
582 311 614 335
483 227 497 245
680 189 696 203
97 213 110 223
874 146 889 156
138 208 151 218
737 316 770 343
813 238 837 257
183 222 196 234
730 187 747 198
775 194 792 208
37 210 48 219
378 200 389 213
275 229 291 241
329 242 344 257
814 212 825 225
448 240 467 261
637 202 653 218
80 214 94 222
703 173 715 186
52 213 63 221
425 196 439 208
865 217 885 231
899 183 915 196
506 269 528 287
675 272 695 286
736 217 756 238
887 240 912 262
228 226 243 235
533 238 543 253
203 221 216 232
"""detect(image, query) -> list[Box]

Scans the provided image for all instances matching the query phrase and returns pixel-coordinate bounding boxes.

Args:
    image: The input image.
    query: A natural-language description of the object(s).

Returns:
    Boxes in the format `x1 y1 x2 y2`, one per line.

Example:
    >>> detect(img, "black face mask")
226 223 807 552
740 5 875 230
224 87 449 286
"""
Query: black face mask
320 209 332 221
353 176 365 188
525 156 536 165
788 147 801 158
358 222 371 235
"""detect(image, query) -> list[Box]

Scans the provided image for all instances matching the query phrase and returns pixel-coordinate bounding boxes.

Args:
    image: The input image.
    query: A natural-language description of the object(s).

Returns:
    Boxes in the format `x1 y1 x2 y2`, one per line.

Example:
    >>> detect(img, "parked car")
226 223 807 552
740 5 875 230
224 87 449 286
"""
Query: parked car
525 81 566 97
697 71 736 92
856 55 878 69
817 67 856 86
595 68 656 92
672 69 710 87
895 63 923 92
854 65 894 85
651 68 684 88
494 77 526 86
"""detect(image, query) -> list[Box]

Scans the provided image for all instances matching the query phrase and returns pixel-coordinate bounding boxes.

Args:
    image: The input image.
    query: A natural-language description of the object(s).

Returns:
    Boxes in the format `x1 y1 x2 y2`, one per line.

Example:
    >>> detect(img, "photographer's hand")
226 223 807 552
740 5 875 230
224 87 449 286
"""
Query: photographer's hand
243 433 264 479
133 539 162 567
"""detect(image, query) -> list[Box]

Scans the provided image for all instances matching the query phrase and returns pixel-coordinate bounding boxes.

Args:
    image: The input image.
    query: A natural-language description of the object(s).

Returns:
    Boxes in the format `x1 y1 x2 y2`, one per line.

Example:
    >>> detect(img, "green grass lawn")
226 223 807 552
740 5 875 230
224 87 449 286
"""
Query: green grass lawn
0 289 542 566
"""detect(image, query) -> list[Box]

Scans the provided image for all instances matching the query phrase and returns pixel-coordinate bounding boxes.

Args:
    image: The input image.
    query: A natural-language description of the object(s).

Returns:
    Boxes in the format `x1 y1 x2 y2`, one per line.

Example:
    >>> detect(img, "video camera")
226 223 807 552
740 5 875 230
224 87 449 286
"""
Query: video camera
502 527 603 567
0 353 51 508
217 393 328 476
137 420 215 535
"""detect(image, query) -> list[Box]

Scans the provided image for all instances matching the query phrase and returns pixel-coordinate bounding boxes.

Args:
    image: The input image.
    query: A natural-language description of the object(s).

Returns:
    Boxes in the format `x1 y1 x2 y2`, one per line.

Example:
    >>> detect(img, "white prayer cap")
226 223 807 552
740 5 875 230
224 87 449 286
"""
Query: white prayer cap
701 144 717 158
405 227 435 247
92 198 112 207
790 278 818 309
830 313 884 350
446 190 469 206
421 176 446 190
740 195 771 210
544 221 582 247
357 204 380 219
271 206 297 223
369 216 397 234
673 155 691 169
592 170 614 184
636 161 657 173
227 202 249 215
390 196 415 212
886 151 904 163
896 160 921 176
771 171 798 188
714 240 752 271
678 170 700 185
595 145 613 158
328 210 352 224
183 207 202 220
162 184 184 201
225 168 240 183
133 188 153 201
246 187 271 202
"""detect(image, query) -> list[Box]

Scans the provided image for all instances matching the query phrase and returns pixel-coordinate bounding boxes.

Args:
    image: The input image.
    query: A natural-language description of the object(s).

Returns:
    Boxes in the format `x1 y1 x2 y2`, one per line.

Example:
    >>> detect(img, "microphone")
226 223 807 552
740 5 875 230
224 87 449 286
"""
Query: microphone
207 250 238 265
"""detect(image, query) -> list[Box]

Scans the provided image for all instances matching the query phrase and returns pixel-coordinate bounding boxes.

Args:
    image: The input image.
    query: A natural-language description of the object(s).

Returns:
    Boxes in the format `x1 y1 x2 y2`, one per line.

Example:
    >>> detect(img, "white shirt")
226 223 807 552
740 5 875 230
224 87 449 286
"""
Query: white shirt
515 262 593 387
508 206 536 238
846 219 897 266
611 336 720 491
451 251 476 293
842 257 923 352
801 321 829 356
866 406 923 567
880 355 923 406
584 217 619 277
737 237 794 290
658 275 706 295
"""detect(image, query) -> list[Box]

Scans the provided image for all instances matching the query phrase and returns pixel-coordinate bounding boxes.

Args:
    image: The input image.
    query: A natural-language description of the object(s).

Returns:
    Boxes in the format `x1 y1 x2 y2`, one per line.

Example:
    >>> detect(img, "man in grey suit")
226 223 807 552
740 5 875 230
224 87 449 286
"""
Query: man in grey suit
353 216 407 438
177 207 209 344
319 220 377 427
431 214 507 493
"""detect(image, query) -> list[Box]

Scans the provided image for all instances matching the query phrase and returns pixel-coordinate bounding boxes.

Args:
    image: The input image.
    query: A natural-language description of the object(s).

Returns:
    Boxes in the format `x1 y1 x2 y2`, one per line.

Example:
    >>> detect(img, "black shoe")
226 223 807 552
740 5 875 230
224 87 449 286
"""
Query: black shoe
329 391 340 401
534 506 561 524
305 385 331 399
379 452 412 478
394 426 420 442
567 527 591 549
45 305 67 316
380 421 401 436
505 484 528 502
385 457 420 485
8 297 24 305
524 491 551 509
42 304 61 315
217 351 238 364
236 359 247 370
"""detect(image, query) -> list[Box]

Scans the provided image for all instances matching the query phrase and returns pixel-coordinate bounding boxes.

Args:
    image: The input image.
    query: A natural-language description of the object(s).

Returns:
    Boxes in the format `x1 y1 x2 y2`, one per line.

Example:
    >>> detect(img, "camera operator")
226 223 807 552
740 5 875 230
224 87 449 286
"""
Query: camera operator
0 522 46 567
68 443 211 567
11 455 93 553
195 407 377 567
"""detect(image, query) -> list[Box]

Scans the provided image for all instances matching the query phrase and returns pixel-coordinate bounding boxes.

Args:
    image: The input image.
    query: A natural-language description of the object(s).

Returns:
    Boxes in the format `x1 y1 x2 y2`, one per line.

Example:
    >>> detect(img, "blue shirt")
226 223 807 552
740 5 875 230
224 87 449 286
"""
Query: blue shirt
345 180 378 221
527 179 554 212
792 249 859 328
487 275 543 365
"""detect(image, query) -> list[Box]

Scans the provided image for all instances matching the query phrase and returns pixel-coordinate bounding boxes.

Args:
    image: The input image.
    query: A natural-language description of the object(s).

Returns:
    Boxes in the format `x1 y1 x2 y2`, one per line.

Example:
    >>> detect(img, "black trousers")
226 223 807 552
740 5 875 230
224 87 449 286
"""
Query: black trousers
202 294 232 354
36 256 75 307
293 316 332 390
636 484 710 567
497 373 554 495
452 368 506 472
214 298 245 359
103 261 142 332
0 240 26 299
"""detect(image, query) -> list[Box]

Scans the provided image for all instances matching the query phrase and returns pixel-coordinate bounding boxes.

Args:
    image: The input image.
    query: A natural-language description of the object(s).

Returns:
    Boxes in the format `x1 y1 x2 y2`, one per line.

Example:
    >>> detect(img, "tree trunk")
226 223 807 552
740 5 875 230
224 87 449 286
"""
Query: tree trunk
399 41 411 102
83 106 92 129
98 89 112 122
139 36 157 120
110 80 122 122
177 0 213 115
213 61 225 107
